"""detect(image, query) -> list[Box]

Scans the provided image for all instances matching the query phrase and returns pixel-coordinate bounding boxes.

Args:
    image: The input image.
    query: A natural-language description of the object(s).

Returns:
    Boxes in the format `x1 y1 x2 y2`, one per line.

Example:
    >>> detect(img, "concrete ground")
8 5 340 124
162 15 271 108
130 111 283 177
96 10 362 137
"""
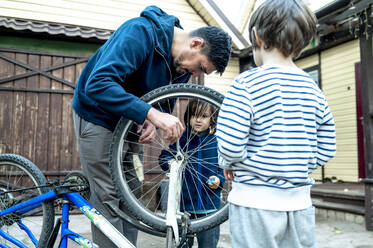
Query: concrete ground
61 211 373 248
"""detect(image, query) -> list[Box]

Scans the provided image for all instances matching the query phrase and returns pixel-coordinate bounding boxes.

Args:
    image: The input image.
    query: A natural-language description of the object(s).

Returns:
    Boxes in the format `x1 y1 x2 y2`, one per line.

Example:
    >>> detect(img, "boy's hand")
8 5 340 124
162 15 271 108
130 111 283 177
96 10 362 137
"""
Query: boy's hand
207 176 220 189
224 169 234 181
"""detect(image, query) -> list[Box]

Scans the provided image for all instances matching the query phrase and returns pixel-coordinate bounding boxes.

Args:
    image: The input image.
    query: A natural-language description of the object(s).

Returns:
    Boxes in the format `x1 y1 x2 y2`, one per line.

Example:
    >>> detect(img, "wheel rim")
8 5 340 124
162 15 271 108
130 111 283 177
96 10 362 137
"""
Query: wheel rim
0 157 52 247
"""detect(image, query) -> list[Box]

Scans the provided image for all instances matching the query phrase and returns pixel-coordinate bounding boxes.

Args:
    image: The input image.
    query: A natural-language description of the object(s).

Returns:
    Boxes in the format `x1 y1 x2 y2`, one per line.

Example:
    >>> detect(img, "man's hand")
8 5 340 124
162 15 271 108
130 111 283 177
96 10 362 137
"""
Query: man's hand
137 120 156 143
224 169 234 181
146 107 184 144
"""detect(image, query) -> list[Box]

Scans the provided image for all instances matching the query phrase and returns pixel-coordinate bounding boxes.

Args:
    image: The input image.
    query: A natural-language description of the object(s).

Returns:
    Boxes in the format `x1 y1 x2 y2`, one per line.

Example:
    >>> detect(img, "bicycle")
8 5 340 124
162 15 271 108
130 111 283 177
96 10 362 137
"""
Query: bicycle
0 83 232 248
0 153 135 248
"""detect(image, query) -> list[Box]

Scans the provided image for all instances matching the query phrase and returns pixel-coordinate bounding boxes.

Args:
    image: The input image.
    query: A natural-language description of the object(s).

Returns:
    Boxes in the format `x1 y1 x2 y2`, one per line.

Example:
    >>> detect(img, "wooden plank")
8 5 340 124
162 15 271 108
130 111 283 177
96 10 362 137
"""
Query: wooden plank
23 54 39 163
35 55 51 174
48 56 63 173
71 61 86 171
12 53 27 156
60 57 75 171
70 59 78 171
0 52 15 154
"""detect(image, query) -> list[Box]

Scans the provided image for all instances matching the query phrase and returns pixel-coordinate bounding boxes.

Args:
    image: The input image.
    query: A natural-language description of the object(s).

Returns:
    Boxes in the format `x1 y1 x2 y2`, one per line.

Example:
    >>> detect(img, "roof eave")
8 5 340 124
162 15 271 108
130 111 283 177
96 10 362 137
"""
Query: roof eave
185 0 250 51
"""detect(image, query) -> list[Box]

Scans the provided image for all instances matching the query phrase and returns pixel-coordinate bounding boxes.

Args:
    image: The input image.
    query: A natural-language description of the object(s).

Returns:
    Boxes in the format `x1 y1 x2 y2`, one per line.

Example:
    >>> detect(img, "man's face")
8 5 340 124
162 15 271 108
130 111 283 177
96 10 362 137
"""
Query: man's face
173 40 216 77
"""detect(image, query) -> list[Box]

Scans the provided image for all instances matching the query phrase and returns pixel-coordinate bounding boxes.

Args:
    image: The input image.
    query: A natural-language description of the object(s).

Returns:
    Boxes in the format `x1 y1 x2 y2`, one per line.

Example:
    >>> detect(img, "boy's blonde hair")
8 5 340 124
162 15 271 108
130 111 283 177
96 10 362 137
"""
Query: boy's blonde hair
249 0 317 57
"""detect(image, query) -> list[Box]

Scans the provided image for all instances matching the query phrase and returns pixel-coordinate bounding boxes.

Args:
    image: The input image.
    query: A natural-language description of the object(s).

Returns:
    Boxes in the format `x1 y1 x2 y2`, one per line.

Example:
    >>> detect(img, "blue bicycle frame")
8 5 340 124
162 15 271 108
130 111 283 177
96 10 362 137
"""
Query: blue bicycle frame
0 190 135 248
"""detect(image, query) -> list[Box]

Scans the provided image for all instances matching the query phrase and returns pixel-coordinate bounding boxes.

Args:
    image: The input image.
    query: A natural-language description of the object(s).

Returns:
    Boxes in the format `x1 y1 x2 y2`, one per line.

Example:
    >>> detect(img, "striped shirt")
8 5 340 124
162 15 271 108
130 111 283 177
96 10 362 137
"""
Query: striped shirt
216 65 336 211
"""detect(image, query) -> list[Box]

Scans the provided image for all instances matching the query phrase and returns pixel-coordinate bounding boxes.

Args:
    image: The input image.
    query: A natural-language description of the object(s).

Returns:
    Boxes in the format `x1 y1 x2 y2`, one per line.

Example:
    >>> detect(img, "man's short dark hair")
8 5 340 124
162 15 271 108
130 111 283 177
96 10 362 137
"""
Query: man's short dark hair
249 0 317 57
189 26 232 75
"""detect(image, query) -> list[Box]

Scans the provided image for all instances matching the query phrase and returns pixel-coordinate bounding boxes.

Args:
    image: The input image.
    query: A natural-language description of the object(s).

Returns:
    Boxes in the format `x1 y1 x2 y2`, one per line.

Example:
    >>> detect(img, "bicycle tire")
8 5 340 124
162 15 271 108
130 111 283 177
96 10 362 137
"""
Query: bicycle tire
110 83 231 234
0 154 55 247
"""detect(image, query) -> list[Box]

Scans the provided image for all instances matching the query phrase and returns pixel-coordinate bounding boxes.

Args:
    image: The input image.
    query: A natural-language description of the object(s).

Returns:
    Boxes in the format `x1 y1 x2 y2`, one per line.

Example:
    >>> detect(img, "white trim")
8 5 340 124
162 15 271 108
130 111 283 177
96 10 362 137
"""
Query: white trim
198 0 247 50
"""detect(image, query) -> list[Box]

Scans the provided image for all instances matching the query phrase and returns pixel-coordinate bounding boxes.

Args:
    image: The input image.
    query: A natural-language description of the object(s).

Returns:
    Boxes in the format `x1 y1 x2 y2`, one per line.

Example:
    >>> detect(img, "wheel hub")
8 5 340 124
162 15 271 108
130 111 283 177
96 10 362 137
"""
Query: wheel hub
0 188 19 227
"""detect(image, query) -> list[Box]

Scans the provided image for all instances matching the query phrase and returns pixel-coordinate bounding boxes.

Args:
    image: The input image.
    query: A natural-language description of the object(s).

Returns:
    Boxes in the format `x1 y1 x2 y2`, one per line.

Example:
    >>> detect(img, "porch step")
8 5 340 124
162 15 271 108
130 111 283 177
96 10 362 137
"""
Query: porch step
312 198 365 215
311 183 365 215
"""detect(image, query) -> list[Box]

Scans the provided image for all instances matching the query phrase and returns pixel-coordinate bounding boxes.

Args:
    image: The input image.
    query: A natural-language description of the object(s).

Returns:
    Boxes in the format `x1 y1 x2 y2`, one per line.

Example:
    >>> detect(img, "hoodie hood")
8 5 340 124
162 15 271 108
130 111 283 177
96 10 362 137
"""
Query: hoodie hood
140 5 182 55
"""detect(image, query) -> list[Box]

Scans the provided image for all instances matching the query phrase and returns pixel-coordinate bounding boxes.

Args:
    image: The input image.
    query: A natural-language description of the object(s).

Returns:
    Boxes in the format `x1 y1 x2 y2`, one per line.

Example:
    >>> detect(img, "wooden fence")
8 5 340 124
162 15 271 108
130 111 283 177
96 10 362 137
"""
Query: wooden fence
0 48 89 178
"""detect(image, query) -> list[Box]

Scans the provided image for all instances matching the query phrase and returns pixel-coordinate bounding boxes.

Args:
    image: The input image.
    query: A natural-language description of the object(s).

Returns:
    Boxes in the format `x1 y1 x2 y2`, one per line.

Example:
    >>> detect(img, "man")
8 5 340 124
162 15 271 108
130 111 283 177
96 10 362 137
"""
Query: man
72 5 232 247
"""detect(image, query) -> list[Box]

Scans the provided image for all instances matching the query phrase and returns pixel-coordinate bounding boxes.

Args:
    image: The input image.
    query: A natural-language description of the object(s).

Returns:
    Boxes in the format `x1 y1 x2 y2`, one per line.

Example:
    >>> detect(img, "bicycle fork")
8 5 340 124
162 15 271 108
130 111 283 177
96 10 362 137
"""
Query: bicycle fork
166 150 186 246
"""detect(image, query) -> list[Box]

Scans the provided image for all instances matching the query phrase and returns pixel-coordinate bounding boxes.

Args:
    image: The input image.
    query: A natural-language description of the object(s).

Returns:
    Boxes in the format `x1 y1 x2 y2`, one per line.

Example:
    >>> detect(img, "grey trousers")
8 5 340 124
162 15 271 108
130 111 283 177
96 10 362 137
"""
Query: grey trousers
229 203 317 248
73 111 140 247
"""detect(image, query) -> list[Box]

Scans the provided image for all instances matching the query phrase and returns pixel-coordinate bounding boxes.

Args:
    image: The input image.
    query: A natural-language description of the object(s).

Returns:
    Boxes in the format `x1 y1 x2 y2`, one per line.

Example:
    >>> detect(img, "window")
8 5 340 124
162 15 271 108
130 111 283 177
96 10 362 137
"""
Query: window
304 65 321 88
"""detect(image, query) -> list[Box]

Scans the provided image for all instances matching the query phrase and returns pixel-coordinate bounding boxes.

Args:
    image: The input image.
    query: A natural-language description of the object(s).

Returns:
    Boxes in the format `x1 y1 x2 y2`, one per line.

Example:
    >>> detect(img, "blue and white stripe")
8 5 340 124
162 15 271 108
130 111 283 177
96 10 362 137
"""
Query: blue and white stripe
216 66 336 190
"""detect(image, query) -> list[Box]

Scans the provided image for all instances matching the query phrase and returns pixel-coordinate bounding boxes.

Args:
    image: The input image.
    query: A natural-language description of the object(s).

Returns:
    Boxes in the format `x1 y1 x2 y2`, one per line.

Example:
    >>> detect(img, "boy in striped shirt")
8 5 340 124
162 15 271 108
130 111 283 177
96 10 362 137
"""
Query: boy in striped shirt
216 0 336 247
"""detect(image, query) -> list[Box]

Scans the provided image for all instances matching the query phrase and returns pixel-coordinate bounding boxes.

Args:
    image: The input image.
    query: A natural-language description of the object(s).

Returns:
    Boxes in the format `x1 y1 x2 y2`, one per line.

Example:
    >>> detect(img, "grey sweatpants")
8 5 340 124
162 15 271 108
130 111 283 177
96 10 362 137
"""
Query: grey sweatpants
73 111 140 247
229 203 317 248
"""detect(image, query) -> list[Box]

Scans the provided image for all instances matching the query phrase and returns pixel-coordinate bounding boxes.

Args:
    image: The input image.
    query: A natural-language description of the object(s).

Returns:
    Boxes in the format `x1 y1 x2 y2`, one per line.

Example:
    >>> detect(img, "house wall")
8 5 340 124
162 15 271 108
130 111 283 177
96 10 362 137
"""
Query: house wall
0 0 239 92
296 54 318 70
295 54 322 180
205 58 239 93
296 40 361 182
0 0 205 30
321 40 360 182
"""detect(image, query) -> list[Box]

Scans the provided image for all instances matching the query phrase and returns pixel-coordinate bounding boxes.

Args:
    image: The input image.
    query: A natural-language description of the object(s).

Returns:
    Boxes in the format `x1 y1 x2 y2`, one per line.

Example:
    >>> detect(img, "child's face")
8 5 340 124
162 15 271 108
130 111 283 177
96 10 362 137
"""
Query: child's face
190 106 211 134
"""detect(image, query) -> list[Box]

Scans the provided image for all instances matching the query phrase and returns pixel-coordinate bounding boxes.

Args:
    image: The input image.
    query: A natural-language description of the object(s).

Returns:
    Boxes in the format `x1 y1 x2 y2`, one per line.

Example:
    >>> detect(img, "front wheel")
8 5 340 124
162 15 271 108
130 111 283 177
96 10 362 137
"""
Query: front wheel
110 84 231 234
0 154 55 247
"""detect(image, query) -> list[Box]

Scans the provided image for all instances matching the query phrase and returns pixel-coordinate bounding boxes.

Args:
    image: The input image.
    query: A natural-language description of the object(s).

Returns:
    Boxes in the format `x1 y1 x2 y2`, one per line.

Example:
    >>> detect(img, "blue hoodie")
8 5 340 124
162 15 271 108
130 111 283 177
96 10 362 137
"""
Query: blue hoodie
72 6 191 131
159 130 225 213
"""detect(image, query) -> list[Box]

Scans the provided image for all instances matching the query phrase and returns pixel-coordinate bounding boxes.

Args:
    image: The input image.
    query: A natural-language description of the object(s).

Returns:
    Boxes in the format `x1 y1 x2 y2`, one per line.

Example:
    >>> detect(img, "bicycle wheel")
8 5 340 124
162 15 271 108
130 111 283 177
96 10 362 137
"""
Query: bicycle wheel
0 154 55 247
110 83 232 234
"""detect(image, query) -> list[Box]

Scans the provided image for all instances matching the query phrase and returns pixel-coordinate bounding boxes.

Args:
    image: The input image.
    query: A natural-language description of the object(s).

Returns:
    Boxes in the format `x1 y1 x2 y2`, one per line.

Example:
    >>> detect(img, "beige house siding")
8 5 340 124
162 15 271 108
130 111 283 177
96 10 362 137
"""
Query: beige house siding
0 0 205 30
297 40 360 182
296 54 318 69
321 40 360 182
205 57 239 94
0 0 239 89
295 54 321 180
